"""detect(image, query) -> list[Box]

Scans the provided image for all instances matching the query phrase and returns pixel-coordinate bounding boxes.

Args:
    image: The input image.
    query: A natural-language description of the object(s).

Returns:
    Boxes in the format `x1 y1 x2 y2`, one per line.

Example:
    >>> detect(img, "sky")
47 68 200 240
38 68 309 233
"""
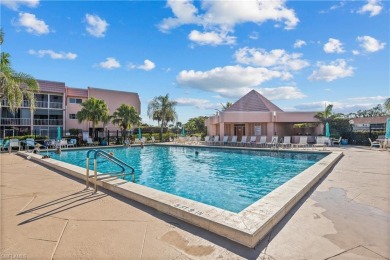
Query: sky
1 0 389 125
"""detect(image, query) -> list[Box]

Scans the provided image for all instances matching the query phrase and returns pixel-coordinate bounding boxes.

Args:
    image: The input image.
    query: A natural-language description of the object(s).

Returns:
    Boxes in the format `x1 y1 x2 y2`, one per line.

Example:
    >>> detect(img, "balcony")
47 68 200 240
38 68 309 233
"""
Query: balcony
35 101 63 109
33 119 63 126
1 118 31 125
1 100 30 107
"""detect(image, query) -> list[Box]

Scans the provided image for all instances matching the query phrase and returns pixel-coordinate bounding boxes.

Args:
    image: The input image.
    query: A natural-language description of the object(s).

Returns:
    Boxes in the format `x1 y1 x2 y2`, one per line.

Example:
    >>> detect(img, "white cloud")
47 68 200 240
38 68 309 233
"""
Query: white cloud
28 49 77 60
323 38 344 53
128 59 156 71
357 36 386 52
293 40 306 48
176 65 303 99
175 98 216 109
295 99 384 113
352 50 360 55
258 86 306 100
159 0 299 45
85 14 109 38
17 12 49 35
347 96 387 102
358 0 382 17
308 59 354 82
1 0 39 11
99 57 120 69
188 30 236 46
234 47 309 71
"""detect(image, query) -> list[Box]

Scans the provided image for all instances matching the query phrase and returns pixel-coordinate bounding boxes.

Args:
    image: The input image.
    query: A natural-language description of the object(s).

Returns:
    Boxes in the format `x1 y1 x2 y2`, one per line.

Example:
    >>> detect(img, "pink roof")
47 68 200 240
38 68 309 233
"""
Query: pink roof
37 80 66 93
66 87 88 98
352 116 388 124
226 89 283 112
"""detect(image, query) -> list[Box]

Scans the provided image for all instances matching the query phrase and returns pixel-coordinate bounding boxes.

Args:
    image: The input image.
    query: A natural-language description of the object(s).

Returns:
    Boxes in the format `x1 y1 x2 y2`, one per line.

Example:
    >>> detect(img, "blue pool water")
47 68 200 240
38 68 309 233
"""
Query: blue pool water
49 146 327 213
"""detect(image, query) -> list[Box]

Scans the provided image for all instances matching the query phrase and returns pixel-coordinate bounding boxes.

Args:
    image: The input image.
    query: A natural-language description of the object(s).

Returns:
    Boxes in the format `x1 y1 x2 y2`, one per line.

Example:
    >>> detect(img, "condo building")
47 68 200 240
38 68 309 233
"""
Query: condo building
0 79 140 139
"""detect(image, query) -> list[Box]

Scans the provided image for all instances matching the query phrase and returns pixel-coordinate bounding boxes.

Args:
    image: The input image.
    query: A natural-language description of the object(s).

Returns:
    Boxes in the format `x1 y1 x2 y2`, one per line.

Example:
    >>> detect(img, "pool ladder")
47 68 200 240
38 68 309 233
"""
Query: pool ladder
85 149 135 192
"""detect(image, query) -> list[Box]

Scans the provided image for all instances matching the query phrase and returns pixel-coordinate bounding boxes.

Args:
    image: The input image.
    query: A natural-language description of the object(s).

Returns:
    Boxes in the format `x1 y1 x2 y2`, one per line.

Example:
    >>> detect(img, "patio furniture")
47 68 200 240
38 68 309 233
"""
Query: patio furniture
313 136 327 150
266 136 278 148
9 139 20 152
248 136 256 146
331 137 342 146
368 138 380 149
228 136 237 146
237 136 247 146
68 139 77 147
293 136 308 149
87 138 94 146
219 136 229 145
281 136 291 149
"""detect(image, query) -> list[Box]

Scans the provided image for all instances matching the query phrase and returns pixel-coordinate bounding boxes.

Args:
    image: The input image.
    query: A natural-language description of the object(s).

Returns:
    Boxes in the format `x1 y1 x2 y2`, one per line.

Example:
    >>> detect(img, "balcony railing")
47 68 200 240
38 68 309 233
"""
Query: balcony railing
1 118 31 125
34 101 63 109
49 102 63 109
1 100 30 107
33 119 63 126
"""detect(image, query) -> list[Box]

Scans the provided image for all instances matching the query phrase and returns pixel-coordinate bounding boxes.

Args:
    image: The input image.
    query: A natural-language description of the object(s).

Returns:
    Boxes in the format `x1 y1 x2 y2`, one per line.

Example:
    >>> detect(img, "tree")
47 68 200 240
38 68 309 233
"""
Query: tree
76 98 110 139
220 101 233 111
0 28 39 112
147 94 177 141
183 116 208 135
356 104 388 117
111 104 141 142
384 98 390 112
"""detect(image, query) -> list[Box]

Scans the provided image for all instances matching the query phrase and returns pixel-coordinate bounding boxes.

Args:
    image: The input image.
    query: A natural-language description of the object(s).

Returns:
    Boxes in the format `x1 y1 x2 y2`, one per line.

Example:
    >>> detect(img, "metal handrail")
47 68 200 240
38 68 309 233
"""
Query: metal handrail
85 149 135 192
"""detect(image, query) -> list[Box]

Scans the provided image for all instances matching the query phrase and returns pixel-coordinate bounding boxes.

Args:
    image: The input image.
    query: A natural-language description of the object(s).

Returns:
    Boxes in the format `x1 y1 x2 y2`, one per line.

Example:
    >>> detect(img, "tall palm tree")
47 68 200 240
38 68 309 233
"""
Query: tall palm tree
147 94 177 141
76 97 110 139
111 104 141 142
384 98 390 113
0 28 39 112
220 101 233 111
315 104 334 122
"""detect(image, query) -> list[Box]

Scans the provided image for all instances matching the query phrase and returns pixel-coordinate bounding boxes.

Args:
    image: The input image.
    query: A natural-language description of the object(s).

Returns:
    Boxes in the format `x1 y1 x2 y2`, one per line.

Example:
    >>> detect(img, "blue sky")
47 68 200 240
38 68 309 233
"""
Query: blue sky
1 0 389 125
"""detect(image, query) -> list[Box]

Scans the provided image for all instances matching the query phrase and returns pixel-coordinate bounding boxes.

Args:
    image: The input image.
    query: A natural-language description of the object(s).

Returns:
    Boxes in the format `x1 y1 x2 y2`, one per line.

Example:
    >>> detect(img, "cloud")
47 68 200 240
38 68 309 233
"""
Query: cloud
176 65 304 99
295 98 386 113
293 40 306 48
85 14 109 37
234 47 309 71
98 57 120 69
175 98 216 109
357 36 386 52
308 59 354 82
352 50 360 55
128 59 156 71
249 31 259 40
346 96 387 102
358 0 382 16
16 12 49 35
159 0 299 45
323 38 344 53
28 49 77 60
188 30 236 46
1 0 39 11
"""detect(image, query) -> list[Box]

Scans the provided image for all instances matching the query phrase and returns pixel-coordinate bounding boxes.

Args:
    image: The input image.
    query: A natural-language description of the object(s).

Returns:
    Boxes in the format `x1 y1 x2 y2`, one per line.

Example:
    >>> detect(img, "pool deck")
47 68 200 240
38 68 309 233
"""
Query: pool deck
1 146 389 259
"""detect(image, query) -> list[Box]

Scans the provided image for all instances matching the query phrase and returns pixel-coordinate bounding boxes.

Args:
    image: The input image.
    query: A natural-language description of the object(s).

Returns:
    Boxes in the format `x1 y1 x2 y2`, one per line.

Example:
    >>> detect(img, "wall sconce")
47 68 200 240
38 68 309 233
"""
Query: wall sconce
273 111 276 117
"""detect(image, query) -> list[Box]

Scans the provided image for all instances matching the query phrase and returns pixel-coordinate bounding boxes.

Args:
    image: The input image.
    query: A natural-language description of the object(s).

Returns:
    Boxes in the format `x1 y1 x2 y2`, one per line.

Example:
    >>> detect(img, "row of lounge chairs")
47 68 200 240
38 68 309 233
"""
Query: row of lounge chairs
203 135 334 150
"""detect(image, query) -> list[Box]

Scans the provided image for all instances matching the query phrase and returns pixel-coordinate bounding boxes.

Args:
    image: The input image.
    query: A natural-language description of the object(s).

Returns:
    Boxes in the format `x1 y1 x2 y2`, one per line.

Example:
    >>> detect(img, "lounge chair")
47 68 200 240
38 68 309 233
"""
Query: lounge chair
280 136 291 149
68 138 77 147
228 136 237 146
237 136 247 146
204 136 210 145
9 139 20 152
87 137 94 146
332 137 341 146
368 138 380 149
25 138 35 150
293 136 308 149
313 136 327 150
60 139 68 148
256 136 267 147
1 139 9 151
248 136 256 146
219 136 229 145
212 135 220 145
266 136 278 148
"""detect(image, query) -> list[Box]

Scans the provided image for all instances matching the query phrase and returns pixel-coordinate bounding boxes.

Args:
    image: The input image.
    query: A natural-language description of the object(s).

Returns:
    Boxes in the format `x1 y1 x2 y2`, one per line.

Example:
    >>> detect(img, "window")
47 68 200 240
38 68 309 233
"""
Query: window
69 114 76 119
69 98 82 104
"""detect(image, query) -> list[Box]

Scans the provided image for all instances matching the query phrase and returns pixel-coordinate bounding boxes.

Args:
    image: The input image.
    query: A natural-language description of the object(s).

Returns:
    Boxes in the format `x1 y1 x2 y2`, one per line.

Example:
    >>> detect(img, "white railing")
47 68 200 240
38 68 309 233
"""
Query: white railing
1 100 30 107
33 119 63 126
49 102 63 109
35 101 49 108
1 118 31 125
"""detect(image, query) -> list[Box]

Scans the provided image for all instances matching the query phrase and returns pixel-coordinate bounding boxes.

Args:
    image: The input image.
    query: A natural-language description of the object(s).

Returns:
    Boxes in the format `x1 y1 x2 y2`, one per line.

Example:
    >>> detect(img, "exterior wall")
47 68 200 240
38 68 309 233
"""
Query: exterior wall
87 87 141 132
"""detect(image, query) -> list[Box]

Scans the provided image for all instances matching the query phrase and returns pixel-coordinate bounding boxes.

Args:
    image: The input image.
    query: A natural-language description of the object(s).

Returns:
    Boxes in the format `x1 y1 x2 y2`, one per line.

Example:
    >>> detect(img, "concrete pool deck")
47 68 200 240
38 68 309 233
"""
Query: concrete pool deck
1 146 389 259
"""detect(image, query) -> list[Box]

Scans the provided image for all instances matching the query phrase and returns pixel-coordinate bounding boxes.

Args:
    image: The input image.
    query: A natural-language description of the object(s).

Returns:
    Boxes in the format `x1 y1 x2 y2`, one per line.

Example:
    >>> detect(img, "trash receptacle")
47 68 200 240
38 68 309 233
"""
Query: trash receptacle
341 139 348 145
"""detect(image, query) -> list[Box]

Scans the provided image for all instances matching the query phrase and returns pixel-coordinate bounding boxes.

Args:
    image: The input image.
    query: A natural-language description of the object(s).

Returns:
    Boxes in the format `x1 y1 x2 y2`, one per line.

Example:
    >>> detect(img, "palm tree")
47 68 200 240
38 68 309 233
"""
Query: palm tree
111 104 141 142
315 104 334 122
76 97 110 139
0 28 39 112
384 98 390 113
147 94 177 141
220 101 233 111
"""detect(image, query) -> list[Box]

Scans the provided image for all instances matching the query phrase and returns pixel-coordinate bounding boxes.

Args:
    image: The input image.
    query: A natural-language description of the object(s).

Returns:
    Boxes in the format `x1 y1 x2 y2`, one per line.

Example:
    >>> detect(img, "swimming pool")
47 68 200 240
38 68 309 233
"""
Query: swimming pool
49 146 327 213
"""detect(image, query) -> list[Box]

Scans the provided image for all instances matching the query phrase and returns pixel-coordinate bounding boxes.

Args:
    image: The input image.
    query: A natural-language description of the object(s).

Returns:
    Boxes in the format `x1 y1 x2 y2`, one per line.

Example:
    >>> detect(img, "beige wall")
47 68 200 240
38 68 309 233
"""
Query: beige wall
88 88 141 132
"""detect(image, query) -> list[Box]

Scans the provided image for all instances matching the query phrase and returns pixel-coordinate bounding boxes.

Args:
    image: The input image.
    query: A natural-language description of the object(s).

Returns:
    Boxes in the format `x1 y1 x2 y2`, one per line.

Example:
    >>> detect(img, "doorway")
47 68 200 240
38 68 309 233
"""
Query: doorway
234 124 245 141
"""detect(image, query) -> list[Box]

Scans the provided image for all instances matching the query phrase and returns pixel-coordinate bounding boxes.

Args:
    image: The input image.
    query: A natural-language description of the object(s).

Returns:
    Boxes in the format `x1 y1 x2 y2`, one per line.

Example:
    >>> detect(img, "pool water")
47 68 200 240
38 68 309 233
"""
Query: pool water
49 146 327 213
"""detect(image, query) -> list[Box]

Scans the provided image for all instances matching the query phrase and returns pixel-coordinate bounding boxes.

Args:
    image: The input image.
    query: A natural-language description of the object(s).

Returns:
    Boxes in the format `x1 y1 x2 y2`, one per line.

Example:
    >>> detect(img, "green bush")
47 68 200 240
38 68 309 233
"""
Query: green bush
348 131 385 145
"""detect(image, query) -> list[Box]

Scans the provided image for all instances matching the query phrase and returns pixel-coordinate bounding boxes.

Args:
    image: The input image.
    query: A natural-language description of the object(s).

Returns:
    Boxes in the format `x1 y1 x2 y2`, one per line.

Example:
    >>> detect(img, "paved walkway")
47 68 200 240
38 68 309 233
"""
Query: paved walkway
0 146 389 259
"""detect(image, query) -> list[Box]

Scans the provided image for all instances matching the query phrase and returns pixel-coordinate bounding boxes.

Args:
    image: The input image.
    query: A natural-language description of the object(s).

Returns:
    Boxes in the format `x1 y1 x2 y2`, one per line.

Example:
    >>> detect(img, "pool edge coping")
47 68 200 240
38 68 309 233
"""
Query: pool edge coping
17 147 343 248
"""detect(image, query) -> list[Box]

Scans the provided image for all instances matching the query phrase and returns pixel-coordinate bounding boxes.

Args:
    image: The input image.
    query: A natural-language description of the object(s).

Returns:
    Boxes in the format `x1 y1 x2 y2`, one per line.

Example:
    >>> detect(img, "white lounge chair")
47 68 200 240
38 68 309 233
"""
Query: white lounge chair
25 138 35 150
219 136 229 145
87 138 94 146
212 135 220 145
313 136 326 150
237 136 247 146
331 137 341 146
293 136 308 149
248 136 256 146
256 136 267 147
266 136 278 148
9 139 20 152
281 136 291 149
368 138 380 149
68 138 77 147
228 136 237 146
60 139 68 148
